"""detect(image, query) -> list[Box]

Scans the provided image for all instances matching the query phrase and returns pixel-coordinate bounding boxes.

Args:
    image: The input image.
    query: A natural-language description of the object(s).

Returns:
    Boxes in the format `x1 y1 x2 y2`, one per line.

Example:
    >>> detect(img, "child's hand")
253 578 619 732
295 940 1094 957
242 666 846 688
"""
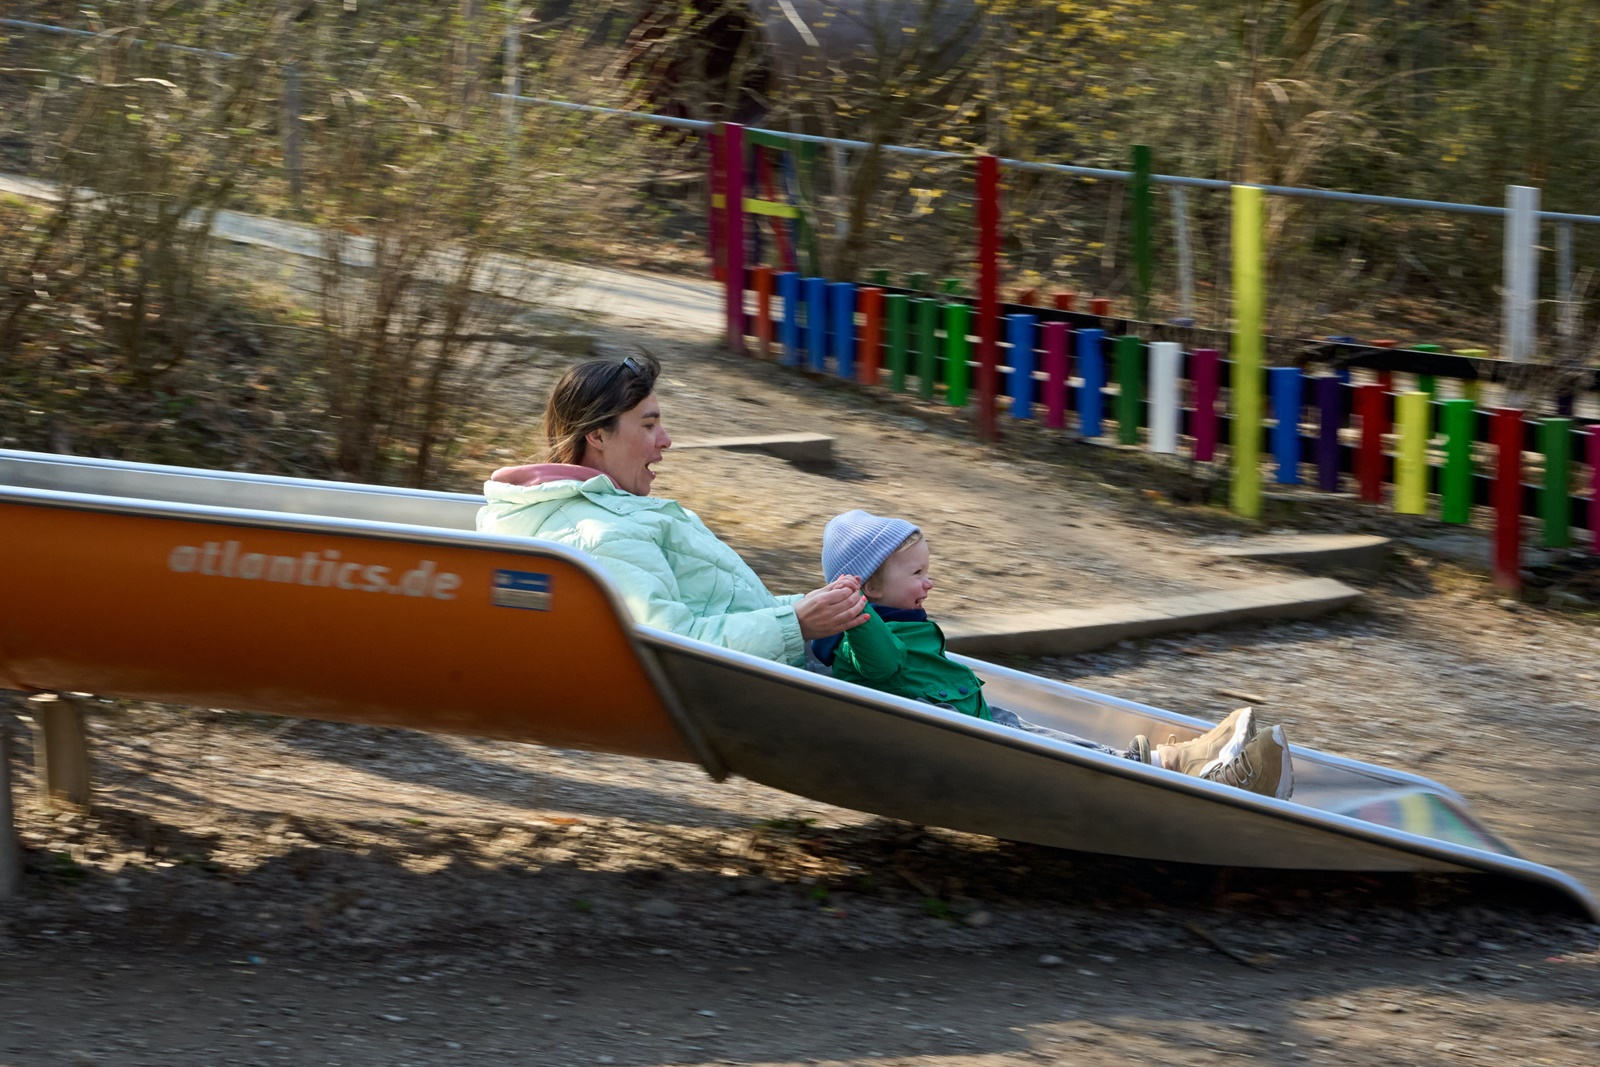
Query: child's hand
795 581 870 641
831 574 863 594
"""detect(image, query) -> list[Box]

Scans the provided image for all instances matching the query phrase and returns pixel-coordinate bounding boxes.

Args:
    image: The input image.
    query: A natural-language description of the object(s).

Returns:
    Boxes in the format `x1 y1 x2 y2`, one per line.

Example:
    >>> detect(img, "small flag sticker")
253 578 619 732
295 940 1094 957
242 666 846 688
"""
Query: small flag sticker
491 570 552 611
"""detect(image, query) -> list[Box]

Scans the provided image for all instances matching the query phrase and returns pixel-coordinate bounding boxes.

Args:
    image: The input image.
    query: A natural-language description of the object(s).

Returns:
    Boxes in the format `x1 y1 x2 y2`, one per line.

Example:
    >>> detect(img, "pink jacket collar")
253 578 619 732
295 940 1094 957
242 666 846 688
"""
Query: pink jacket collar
488 463 605 487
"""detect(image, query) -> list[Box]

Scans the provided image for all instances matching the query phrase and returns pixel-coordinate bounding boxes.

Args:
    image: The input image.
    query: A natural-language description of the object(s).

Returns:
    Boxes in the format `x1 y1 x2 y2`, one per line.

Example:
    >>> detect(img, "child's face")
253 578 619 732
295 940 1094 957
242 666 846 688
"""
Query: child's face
868 538 934 611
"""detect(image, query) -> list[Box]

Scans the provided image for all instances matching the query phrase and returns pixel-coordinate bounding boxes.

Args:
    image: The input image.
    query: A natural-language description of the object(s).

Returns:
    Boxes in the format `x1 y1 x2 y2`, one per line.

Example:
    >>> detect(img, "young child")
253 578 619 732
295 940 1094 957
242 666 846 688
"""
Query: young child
811 510 1294 799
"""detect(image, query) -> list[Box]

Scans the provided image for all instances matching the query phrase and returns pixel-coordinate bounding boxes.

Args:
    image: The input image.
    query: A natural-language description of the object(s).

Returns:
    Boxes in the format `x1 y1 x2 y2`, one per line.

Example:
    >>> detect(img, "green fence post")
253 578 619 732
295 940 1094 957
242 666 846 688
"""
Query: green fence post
915 297 939 399
943 302 970 406
1413 345 1441 427
1542 417 1573 548
907 272 929 292
1115 335 1143 445
887 293 909 392
1131 145 1153 321
870 268 890 286
1441 398 1475 524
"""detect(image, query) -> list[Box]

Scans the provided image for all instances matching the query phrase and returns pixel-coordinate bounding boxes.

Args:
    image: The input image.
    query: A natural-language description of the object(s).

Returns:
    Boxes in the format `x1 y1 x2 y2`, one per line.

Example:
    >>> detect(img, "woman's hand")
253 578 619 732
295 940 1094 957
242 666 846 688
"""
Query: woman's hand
795 576 869 641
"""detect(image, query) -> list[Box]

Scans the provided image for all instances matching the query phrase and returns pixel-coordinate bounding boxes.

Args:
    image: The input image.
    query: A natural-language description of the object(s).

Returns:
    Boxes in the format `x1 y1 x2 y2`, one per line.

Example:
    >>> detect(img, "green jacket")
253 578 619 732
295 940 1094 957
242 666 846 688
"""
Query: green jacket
477 467 807 666
828 605 990 719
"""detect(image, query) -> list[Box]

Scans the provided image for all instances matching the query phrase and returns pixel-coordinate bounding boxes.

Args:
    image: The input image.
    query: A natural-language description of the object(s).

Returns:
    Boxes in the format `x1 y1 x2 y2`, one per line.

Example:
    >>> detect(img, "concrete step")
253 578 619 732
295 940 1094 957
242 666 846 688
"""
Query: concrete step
1203 533 1392 574
673 433 834 464
943 577 1362 657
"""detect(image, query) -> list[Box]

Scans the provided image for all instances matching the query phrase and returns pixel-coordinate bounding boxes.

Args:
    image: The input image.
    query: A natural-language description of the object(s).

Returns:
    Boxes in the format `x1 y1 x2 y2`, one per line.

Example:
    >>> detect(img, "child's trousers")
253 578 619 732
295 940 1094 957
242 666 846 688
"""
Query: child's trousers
989 707 1138 761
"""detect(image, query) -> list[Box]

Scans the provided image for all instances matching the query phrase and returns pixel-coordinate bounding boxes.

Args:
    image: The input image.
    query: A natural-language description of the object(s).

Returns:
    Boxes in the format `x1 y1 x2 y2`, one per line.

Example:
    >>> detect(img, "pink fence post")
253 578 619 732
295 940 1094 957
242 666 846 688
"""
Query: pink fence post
1589 425 1600 554
976 153 1001 443
706 127 723 280
1043 321 1069 429
1493 408 1524 593
1192 348 1220 461
722 122 746 356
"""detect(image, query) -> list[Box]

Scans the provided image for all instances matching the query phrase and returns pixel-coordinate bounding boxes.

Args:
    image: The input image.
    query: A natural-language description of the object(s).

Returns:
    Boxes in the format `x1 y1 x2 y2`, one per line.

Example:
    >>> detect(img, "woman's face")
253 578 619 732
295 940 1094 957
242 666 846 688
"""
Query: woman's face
586 391 672 495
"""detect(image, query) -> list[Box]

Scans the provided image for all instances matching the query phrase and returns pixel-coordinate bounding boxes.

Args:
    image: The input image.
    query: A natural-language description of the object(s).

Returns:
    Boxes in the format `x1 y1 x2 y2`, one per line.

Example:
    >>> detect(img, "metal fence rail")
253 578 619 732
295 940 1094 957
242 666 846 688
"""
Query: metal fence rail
7 16 1599 225
6 14 1598 368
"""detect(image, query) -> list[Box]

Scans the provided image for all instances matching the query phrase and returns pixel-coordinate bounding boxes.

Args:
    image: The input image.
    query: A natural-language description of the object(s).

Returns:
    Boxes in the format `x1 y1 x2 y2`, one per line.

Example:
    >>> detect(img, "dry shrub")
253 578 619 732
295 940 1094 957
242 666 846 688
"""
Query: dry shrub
0 8 313 465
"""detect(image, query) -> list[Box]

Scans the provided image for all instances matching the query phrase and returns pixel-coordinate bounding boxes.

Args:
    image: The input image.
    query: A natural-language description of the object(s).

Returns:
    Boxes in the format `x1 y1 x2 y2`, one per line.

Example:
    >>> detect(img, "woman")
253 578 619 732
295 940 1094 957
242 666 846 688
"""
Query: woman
477 353 868 665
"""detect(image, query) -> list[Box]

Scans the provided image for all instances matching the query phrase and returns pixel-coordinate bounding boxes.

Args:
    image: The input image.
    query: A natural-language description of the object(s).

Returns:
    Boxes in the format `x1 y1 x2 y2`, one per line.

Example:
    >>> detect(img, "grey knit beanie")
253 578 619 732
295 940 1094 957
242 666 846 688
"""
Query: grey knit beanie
822 510 921 585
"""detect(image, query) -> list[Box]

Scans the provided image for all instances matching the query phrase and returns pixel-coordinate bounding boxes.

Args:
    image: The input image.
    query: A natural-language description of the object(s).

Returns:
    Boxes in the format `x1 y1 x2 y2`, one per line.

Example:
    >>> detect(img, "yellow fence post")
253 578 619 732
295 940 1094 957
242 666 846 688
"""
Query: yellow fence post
1395 391 1430 515
1230 185 1265 518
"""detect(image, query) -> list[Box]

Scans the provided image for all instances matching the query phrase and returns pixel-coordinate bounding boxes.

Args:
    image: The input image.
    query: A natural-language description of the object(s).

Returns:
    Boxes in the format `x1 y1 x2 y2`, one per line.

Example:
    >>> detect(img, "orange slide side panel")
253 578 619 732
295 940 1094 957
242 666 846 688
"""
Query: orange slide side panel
0 502 694 763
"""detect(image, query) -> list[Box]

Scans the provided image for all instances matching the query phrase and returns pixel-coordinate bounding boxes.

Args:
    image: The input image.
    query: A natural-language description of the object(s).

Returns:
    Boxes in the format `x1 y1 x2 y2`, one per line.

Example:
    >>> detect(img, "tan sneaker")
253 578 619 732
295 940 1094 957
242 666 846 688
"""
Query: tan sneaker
1156 707 1256 776
1201 724 1295 799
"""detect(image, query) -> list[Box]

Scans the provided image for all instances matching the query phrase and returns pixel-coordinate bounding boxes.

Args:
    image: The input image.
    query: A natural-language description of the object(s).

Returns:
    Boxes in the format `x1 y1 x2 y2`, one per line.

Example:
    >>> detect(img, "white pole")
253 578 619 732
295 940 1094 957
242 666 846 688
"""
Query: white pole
1557 219 1577 366
1148 341 1181 453
0 710 19 900
829 142 849 240
1501 184 1539 363
1169 186 1196 324
282 61 303 207
503 11 521 141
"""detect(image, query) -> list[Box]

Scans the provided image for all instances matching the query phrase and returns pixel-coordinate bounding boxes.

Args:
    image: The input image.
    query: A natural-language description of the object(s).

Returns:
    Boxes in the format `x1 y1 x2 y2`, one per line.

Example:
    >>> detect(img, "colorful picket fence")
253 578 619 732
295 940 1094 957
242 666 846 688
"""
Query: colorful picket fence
739 278 1600 590
711 125 1600 594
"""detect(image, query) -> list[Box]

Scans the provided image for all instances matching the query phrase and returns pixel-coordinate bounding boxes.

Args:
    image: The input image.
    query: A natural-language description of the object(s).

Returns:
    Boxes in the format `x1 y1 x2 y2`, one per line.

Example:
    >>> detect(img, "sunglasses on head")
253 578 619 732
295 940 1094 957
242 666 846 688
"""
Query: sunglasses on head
604 355 644 391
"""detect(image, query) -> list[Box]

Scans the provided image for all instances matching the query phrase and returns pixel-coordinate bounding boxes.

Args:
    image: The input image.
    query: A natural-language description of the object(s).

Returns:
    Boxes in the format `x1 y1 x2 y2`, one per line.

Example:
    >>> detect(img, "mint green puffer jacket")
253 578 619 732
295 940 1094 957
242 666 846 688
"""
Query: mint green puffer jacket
477 467 807 666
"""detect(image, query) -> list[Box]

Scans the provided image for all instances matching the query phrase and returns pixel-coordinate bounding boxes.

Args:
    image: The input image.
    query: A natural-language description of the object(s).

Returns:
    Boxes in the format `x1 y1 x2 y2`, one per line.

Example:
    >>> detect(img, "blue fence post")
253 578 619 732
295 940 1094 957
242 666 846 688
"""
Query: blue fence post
830 281 856 380
1316 374 1342 491
1007 313 1037 418
805 276 827 372
1077 328 1105 437
1324 336 1356 386
778 271 800 366
1270 365 1303 485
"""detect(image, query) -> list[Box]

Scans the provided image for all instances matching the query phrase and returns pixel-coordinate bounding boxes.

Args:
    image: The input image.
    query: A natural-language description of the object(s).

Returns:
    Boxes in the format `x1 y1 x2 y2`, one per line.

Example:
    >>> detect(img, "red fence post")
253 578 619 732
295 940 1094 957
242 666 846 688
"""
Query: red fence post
1357 383 1385 503
754 266 774 357
722 122 746 356
859 286 884 386
1053 293 1076 311
977 154 1001 442
1493 408 1524 593
1043 321 1069 429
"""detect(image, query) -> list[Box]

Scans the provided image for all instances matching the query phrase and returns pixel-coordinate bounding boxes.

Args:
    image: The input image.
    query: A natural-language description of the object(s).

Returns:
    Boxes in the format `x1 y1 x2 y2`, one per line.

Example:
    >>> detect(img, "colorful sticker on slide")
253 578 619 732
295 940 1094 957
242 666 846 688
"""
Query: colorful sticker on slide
1345 792 1511 855
492 570 552 611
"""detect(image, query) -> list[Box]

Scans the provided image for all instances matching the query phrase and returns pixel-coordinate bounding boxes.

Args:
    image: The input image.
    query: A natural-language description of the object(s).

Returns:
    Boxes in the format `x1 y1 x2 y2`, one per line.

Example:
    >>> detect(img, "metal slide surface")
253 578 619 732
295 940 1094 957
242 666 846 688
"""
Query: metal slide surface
0 471 709 767
1 449 1593 918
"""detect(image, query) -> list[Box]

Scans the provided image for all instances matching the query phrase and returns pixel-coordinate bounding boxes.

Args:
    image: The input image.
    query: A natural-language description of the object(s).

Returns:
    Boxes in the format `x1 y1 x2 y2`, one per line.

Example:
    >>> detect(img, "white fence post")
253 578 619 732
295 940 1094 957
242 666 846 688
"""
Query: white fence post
503 9 522 142
1169 186 1196 323
1501 184 1540 363
1149 341 1181 453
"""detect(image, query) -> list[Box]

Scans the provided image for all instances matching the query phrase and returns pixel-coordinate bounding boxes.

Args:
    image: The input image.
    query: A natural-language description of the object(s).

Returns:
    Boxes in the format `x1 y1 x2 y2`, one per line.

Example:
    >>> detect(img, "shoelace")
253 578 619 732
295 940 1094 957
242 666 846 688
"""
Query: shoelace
1203 745 1257 787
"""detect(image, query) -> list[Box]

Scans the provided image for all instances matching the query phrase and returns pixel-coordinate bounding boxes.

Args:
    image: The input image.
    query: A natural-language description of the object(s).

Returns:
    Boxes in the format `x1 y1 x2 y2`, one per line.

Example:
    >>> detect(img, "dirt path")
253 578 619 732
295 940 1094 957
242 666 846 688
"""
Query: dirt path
3 327 1600 1065
477 319 1298 616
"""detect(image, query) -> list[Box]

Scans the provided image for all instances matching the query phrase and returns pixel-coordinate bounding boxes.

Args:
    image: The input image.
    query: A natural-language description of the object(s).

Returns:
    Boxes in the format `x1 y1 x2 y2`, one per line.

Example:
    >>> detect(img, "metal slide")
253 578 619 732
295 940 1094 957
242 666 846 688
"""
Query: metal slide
1 449 1593 918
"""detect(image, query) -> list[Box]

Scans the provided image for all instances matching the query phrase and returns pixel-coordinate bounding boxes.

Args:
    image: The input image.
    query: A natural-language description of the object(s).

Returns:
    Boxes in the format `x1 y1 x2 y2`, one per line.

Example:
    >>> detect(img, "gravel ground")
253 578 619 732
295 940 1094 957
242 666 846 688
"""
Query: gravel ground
3 327 1599 1065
